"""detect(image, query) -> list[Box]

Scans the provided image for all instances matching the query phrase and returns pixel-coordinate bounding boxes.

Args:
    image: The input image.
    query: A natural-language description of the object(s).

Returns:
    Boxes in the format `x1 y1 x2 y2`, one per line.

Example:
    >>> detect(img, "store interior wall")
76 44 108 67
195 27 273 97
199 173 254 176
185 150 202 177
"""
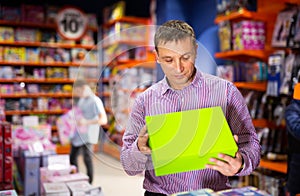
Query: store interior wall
155 0 225 80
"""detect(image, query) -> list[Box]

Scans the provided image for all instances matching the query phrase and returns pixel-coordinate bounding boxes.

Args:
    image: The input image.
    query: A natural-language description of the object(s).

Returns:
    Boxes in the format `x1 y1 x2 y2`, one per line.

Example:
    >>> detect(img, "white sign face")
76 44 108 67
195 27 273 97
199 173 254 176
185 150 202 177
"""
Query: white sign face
56 7 88 40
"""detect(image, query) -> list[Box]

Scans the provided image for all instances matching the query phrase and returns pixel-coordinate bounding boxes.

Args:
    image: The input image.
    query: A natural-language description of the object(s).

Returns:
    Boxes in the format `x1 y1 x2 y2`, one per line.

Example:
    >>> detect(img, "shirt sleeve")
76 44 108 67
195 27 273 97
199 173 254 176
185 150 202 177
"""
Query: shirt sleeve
120 95 149 176
226 83 261 176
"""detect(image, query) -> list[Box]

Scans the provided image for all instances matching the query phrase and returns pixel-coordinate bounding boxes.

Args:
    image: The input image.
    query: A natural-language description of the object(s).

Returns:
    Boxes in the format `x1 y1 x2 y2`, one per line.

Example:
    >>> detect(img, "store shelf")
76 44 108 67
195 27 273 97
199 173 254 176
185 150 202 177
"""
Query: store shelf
112 60 156 70
253 119 268 127
0 78 98 84
0 92 73 98
56 144 71 154
0 61 98 67
214 8 276 24
0 41 96 50
5 109 68 115
234 81 267 91
102 40 148 49
259 159 287 173
0 20 98 32
103 16 150 28
215 50 272 62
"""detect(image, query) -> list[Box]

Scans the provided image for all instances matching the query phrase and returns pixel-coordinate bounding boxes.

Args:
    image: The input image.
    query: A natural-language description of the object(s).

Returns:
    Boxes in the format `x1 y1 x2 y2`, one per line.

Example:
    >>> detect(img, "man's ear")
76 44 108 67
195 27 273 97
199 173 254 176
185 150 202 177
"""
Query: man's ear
154 49 160 63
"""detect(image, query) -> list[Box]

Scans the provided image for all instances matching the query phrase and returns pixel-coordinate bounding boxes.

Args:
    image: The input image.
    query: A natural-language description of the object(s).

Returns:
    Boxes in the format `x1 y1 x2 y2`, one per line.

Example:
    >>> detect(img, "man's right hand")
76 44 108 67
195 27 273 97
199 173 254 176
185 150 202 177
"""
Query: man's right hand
137 126 151 155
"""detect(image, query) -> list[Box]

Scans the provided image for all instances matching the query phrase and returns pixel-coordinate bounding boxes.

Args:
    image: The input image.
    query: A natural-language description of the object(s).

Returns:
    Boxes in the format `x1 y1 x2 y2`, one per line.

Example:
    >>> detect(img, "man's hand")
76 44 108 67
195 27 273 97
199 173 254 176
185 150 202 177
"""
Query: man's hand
205 135 243 176
137 126 151 155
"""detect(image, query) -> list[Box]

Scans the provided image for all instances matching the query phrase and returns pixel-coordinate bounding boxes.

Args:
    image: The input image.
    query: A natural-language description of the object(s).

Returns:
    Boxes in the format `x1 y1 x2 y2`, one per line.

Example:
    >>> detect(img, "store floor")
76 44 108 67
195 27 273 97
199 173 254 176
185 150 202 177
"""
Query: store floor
77 152 145 196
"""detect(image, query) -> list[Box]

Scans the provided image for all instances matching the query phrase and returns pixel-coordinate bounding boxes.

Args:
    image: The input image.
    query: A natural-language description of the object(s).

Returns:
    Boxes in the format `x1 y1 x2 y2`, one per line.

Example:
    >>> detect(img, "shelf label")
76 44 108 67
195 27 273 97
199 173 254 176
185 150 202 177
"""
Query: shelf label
56 6 88 40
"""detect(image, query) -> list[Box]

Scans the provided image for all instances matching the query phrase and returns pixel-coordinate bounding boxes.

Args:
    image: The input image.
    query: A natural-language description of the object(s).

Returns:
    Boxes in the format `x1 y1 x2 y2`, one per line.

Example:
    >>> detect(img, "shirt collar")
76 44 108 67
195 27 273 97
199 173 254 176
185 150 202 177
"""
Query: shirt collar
159 69 203 96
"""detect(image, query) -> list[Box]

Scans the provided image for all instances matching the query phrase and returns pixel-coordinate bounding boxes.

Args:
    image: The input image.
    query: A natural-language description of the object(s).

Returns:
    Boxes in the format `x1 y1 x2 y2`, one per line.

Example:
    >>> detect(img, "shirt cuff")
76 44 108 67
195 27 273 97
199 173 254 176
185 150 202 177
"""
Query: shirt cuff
132 140 148 163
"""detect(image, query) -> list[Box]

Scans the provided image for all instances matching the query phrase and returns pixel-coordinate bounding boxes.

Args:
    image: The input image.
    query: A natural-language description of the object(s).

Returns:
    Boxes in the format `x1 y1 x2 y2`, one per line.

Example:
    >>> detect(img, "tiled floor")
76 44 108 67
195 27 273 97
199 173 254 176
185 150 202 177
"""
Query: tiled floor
77 152 145 196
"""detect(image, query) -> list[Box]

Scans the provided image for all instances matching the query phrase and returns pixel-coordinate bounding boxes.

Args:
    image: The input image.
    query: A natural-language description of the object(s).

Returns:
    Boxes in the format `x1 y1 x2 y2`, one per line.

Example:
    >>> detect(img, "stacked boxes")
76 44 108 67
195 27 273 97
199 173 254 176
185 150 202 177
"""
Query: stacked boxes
0 121 13 190
232 20 266 50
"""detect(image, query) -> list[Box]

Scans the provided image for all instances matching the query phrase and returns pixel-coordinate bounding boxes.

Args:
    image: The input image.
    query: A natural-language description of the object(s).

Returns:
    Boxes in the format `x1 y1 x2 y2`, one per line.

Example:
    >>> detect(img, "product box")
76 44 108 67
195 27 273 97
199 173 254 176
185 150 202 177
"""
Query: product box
146 106 238 176
48 172 89 183
1 6 21 21
3 47 26 62
0 189 18 196
23 151 41 196
15 28 41 42
0 123 3 184
21 4 45 23
66 181 102 196
2 121 12 184
0 27 14 42
43 182 70 196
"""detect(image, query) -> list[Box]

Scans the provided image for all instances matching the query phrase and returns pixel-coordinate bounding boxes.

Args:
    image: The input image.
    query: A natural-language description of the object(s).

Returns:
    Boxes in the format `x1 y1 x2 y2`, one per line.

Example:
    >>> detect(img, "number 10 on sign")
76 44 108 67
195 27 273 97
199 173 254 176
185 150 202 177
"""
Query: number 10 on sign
56 7 88 40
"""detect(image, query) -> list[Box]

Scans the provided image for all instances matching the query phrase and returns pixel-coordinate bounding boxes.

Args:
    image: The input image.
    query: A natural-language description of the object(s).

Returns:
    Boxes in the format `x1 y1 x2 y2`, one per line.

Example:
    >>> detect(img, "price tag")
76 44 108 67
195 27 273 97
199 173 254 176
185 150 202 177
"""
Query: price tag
56 7 88 40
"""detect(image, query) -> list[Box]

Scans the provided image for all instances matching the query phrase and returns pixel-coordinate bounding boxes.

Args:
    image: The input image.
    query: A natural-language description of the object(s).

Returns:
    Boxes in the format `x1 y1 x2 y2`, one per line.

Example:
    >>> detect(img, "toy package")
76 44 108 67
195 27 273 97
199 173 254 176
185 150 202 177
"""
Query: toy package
272 8 298 47
15 28 41 42
232 20 265 50
71 48 87 63
1 6 21 21
3 47 26 62
45 6 59 24
0 27 14 42
21 4 45 23
218 21 232 51
81 30 95 46
26 48 40 62
266 52 285 97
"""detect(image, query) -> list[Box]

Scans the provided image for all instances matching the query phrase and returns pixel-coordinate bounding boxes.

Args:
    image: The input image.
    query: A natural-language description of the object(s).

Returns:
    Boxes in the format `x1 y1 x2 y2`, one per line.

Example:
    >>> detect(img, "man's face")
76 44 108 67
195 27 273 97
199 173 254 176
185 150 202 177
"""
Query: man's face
155 37 197 90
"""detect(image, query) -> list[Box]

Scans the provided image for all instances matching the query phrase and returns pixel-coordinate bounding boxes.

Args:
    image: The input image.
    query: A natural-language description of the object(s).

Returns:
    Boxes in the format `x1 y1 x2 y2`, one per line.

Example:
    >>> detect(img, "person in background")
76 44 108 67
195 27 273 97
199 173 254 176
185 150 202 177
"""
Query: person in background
71 80 107 184
120 20 261 195
285 82 300 196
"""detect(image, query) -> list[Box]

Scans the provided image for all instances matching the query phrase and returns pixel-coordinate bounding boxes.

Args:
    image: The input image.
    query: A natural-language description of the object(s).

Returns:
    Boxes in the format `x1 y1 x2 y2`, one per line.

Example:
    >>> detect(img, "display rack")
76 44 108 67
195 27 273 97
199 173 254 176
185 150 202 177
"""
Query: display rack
0 18 99 154
100 16 155 159
214 1 290 174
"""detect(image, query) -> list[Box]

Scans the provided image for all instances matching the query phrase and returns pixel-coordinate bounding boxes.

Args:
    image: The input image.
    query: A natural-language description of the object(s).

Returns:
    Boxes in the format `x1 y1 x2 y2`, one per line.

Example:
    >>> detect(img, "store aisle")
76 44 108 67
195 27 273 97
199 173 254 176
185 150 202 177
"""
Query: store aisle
77 152 145 196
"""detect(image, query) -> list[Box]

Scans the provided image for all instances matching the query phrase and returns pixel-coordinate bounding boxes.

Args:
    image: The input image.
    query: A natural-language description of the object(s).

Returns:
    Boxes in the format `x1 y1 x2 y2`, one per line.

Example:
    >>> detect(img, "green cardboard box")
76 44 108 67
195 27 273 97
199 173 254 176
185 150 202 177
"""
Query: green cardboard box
145 106 238 176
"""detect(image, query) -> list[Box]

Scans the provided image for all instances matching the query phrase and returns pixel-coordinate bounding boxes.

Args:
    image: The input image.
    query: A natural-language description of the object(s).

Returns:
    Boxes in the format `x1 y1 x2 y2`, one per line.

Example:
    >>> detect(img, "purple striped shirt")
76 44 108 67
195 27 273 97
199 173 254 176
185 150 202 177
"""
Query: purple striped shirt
120 70 261 194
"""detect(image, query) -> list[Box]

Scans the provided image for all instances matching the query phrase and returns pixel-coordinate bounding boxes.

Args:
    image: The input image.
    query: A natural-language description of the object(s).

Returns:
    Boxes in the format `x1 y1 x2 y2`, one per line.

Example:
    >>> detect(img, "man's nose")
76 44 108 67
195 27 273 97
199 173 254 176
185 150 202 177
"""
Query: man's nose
174 59 183 73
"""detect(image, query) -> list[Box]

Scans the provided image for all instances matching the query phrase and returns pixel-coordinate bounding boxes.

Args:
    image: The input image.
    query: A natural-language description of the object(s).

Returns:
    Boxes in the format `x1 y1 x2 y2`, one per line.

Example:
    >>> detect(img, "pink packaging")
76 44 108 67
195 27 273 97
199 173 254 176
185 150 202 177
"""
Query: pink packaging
48 173 89 183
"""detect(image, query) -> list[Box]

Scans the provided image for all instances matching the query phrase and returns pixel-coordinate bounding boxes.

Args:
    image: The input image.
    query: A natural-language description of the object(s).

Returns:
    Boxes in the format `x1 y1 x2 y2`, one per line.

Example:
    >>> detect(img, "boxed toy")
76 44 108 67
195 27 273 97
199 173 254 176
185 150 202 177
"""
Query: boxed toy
43 182 70 196
15 28 41 42
21 4 45 23
26 48 40 62
1 6 20 21
3 47 26 62
66 181 102 196
0 27 14 42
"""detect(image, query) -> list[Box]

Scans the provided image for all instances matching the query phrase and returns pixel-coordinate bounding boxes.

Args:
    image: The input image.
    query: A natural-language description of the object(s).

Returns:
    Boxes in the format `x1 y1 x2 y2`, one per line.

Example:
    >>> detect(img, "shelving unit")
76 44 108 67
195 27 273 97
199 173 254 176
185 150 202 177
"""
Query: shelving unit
0 18 99 154
214 1 289 175
100 16 155 159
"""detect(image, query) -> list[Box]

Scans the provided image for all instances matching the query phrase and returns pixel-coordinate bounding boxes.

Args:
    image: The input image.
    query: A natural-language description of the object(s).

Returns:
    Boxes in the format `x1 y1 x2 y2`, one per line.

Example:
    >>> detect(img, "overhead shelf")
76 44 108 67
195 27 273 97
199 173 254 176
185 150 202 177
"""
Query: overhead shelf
0 78 98 84
0 20 98 32
0 41 96 50
234 81 267 91
103 16 150 28
0 61 98 67
0 92 73 98
5 109 68 115
214 9 276 24
215 50 271 62
259 159 287 174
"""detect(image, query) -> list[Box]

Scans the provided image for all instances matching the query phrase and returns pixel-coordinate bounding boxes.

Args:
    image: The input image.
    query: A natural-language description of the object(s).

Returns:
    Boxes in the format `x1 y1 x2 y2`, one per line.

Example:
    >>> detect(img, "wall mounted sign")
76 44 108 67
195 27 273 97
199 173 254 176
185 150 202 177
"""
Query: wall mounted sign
56 7 88 40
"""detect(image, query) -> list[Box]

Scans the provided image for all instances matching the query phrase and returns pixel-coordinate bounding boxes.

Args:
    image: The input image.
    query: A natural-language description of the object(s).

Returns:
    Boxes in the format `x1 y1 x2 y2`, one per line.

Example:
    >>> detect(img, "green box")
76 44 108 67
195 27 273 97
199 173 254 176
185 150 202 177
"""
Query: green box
145 106 238 176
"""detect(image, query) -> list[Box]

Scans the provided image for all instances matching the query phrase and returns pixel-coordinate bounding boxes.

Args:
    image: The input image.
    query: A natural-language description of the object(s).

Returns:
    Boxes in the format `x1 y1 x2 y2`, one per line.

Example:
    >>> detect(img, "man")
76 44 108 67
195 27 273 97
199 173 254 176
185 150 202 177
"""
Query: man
120 20 260 195
285 82 300 196
71 80 107 184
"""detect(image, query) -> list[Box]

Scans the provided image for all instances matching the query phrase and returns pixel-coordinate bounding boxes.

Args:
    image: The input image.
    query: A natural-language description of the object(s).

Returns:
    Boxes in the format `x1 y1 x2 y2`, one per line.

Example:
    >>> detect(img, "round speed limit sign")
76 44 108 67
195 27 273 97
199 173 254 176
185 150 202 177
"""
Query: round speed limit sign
56 7 88 40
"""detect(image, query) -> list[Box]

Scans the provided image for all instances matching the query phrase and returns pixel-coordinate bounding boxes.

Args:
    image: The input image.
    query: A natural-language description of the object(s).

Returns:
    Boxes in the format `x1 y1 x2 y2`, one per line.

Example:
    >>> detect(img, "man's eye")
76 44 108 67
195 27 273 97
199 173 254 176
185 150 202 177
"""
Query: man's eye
182 55 190 61
164 59 173 63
